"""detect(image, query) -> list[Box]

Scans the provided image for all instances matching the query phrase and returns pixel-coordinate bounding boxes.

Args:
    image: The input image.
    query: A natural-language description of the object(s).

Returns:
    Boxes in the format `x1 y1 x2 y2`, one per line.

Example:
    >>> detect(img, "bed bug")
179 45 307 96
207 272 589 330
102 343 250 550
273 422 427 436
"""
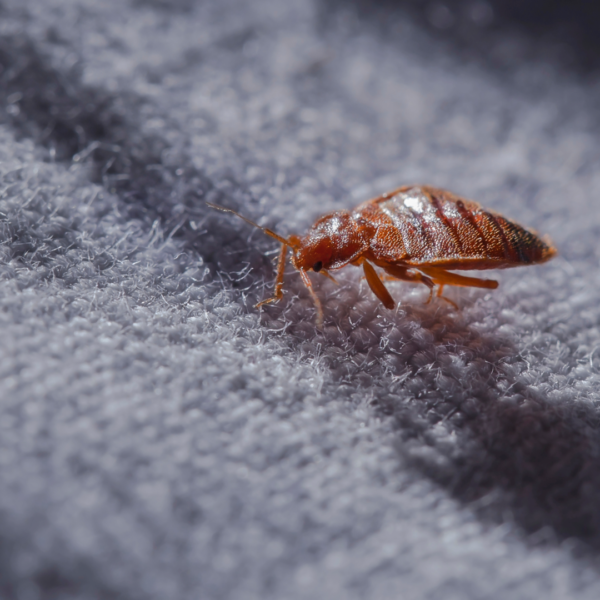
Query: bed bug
208 185 556 327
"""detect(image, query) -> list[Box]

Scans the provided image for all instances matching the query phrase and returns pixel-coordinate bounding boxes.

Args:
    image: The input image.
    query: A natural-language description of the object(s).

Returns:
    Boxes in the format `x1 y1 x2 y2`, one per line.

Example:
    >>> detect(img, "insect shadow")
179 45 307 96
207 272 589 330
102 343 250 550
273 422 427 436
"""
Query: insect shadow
265 273 600 555
437 386 600 552
382 333 600 553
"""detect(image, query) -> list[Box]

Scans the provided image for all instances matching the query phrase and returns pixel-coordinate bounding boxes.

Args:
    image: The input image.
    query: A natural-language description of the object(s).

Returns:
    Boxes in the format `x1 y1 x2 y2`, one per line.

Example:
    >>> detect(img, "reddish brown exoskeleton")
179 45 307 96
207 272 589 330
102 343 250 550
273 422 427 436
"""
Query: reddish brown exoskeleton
208 185 556 327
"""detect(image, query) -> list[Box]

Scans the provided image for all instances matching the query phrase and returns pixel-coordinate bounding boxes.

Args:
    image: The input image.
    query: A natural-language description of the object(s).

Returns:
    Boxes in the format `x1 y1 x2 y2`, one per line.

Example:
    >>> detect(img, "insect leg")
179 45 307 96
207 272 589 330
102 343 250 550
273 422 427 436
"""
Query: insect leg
435 284 458 309
362 261 395 310
380 264 435 289
256 243 288 309
206 203 294 247
418 267 499 290
378 264 435 305
299 269 325 329
417 266 498 307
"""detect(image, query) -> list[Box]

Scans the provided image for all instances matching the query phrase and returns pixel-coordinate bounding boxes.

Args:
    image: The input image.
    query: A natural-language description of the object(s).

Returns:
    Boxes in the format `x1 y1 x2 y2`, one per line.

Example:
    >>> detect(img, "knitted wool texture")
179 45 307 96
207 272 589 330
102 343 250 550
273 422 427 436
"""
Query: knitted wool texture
1 1 600 599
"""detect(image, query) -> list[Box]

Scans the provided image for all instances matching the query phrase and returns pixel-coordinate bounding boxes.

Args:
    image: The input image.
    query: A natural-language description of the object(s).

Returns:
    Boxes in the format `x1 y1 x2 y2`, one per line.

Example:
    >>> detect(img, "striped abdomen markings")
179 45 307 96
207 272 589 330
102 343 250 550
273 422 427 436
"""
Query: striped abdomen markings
375 187 461 261
452 196 510 261
371 186 479 262
434 187 555 264
458 197 551 264
360 185 554 267
485 214 548 264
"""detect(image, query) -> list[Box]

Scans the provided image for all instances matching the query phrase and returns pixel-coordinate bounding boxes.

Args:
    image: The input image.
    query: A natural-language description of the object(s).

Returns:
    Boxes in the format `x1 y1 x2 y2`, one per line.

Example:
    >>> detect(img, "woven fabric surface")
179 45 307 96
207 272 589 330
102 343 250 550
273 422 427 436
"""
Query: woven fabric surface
1 1 600 598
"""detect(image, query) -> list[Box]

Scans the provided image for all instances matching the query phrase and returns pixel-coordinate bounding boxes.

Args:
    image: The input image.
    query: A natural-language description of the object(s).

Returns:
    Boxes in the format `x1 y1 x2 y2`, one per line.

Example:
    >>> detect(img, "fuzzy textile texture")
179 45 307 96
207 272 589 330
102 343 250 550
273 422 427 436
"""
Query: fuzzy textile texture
1 1 600 599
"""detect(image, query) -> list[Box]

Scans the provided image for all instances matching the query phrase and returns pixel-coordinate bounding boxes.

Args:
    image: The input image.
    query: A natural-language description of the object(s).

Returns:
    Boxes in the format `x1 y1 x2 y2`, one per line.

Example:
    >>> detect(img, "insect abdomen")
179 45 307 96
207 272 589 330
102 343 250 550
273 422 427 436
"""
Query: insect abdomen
359 185 556 269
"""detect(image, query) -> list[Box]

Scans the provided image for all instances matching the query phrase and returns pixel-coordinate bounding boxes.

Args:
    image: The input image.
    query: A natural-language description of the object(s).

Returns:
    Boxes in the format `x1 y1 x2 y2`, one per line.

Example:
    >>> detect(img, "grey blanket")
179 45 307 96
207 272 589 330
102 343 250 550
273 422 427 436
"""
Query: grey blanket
1 1 600 598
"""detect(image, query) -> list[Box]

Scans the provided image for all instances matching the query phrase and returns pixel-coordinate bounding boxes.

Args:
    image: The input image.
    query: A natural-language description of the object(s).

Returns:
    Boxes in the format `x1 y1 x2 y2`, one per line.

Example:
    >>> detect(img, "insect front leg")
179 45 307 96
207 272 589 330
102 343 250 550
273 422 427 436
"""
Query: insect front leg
256 243 288 309
299 269 324 329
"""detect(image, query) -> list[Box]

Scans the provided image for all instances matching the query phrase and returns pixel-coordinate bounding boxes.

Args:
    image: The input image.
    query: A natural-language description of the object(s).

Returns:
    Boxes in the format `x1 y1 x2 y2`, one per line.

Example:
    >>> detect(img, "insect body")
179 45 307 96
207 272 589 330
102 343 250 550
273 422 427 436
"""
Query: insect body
209 185 556 327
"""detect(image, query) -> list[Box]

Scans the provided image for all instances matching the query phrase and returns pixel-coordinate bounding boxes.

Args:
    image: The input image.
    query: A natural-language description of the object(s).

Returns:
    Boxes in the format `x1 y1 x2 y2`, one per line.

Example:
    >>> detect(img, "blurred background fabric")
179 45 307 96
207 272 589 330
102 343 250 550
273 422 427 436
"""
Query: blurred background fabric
1 0 600 598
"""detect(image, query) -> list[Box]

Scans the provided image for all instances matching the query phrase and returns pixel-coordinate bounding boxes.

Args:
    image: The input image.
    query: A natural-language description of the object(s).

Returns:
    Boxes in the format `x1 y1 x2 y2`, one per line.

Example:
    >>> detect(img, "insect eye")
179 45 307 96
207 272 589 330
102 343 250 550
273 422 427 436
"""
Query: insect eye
313 261 323 272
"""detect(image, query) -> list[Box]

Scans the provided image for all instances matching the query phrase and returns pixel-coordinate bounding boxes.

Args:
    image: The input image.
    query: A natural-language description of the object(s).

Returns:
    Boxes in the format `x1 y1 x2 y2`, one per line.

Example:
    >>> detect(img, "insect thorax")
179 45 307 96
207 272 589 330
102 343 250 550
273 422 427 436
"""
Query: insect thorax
294 211 368 271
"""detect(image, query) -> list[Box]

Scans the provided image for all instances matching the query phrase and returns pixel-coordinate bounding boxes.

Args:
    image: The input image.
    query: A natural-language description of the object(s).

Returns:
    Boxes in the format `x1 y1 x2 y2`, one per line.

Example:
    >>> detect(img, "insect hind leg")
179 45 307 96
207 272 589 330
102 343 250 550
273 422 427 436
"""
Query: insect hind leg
380 264 434 289
434 285 458 309
418 267 499 290
418 266 498 307
379 263 437 304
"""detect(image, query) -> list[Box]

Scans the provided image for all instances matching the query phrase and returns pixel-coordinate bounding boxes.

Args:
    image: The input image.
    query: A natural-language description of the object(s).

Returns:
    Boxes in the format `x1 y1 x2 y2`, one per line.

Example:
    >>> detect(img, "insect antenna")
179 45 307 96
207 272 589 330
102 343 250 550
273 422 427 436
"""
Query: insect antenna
206 202 296 247
207 202 327 327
